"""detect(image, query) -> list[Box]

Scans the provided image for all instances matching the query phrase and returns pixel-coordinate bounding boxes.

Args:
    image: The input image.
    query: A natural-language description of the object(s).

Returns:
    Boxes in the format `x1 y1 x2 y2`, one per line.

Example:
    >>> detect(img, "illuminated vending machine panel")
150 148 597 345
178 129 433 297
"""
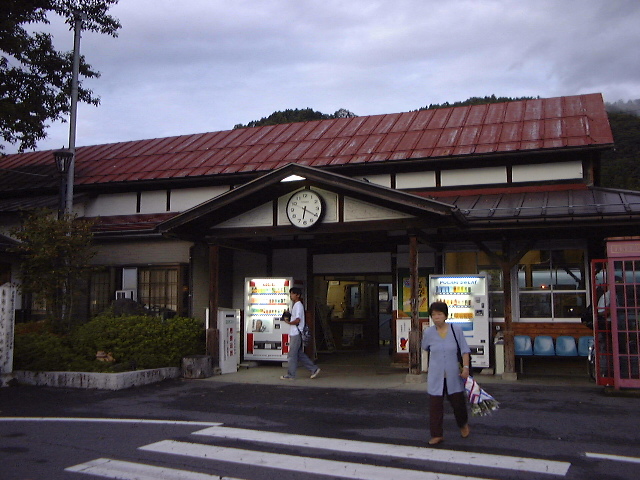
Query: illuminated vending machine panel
244 278 292 361
428 274 490 368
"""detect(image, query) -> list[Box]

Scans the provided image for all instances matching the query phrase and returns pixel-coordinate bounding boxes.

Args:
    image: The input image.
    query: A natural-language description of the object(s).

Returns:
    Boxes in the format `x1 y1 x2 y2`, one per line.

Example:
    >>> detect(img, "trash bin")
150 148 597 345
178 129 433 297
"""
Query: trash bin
181 355 214 379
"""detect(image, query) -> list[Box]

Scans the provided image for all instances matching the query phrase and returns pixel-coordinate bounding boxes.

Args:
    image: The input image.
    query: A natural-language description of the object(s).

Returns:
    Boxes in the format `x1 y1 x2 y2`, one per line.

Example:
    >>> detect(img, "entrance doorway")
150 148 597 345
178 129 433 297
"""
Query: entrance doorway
313 275 393 365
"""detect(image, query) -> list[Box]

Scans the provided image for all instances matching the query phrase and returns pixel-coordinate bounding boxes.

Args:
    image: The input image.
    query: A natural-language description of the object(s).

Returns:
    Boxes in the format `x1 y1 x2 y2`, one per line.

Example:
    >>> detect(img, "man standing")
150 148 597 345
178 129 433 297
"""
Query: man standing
281 287 321 380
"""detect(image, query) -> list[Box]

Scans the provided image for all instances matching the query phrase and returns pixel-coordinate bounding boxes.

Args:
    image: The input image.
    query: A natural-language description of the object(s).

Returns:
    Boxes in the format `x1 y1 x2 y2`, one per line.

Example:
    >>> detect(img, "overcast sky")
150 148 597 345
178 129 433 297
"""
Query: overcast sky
12 0 640 153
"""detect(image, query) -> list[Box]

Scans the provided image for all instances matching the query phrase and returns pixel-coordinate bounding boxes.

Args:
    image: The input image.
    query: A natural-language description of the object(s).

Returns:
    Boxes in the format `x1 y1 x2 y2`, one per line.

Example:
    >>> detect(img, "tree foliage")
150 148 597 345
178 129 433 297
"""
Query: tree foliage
600 111 640 191
10 209 96 331
0 0 121 152
418 94 537 110
234 107 356 129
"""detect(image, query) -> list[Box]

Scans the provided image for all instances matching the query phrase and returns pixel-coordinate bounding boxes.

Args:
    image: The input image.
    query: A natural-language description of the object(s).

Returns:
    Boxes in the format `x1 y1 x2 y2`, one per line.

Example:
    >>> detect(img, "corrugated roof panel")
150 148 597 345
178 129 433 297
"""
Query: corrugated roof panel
543 138 565 149
523 98 544 121
421 109 448 130
456 125 482 146
266 142 297 162
355 115 384 136
521 120 544 141
271 122 305 144
304 120 334 140
544 118 563 140
431 147 455 157
520 141 544 150
289 122 320 143
484 103 506 124
396 131 422 151
436 127 461 148
301 138 332 158
211 129 247 149
377 131 404 152
452 145 475 156
563 116 588 139
283 140 316 161
249 143 281 163
466 104 488 126
329 155 351 166
499 123 521 144
478 124 502 146
389 112 417 132
357 135 384 154
408 109 436 131
545 96 563 118
339 117 369 137
389 151 411 161
563 95 586 117
320 137 350 157
446 106 469 128
372 114 400 134
233 144 269 165
474 143 498 154
337 137 367 157
497 142 520 152
504 101 525 123
308 157 334 167
321 117 351 138
583 95 614 144
224 127 259 148
247 125 276 145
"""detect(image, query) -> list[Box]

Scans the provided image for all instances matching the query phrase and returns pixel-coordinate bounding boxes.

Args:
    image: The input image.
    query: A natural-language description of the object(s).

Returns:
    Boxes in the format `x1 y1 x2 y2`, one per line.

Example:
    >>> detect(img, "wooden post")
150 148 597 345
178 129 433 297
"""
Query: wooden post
501 260 517 379
409 235 422 374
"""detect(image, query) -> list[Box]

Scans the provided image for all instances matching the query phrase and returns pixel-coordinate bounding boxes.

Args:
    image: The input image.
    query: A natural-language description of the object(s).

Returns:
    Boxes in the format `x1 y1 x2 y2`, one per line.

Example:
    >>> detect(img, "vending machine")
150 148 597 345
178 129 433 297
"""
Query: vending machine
428 274 490 368
244 277 294 362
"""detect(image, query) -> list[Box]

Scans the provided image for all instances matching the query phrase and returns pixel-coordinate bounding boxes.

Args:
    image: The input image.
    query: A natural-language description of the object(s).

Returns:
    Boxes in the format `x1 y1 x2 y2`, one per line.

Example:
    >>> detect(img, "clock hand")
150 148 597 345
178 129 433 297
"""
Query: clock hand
302 206 307 219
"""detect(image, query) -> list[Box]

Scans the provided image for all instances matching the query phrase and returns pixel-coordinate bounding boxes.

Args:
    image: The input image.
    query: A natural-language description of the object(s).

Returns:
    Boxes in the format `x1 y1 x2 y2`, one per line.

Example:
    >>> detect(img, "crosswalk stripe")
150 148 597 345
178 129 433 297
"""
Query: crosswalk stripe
65 457 245 480
141 440 498 480
193 425 570 476
0 417 223 427
585 452 640 464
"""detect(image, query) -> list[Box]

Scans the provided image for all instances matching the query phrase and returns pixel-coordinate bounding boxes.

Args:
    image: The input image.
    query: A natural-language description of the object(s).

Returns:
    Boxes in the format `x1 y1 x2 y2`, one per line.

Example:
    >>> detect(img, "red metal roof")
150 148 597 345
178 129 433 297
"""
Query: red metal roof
0 93 613 191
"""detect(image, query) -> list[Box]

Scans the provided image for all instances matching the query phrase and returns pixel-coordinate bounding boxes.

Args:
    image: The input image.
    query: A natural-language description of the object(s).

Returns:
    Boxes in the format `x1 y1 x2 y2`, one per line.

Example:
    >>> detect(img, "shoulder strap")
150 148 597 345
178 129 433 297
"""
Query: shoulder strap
450 325 463 364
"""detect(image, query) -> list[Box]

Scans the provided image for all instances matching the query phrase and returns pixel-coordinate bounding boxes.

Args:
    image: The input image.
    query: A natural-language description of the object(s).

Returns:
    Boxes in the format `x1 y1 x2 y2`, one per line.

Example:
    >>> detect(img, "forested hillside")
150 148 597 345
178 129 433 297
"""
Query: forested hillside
235 96 640 190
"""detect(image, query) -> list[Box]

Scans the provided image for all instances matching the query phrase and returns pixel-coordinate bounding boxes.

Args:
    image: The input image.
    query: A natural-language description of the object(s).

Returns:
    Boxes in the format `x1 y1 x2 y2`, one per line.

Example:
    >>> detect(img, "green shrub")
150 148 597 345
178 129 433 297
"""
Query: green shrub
13 315 206 372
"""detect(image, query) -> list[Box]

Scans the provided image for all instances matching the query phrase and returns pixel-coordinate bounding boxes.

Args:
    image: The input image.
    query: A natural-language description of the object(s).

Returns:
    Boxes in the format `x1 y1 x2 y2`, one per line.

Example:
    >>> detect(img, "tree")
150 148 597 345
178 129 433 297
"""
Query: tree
234 108 357 129
0 0 121 152
10 209 96 332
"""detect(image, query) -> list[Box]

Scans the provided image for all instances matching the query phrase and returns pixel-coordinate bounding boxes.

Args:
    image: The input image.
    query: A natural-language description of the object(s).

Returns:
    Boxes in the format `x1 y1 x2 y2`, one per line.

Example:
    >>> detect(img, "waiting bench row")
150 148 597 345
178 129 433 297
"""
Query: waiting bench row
514 335 593 374
515 335 593 357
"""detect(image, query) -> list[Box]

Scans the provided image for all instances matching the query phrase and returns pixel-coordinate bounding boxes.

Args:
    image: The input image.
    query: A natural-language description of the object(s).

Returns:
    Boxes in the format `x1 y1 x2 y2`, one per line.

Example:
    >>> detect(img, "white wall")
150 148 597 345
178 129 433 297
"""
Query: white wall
512 161 582 183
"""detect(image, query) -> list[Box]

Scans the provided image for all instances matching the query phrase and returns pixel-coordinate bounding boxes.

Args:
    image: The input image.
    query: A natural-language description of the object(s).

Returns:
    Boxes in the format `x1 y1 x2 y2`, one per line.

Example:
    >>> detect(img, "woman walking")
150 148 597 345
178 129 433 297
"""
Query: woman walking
421 301 471 445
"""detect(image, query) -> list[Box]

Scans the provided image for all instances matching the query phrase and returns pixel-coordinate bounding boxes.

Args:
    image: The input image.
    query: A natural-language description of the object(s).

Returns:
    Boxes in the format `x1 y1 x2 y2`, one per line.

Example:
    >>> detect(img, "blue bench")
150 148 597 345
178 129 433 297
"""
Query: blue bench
514 335 591 373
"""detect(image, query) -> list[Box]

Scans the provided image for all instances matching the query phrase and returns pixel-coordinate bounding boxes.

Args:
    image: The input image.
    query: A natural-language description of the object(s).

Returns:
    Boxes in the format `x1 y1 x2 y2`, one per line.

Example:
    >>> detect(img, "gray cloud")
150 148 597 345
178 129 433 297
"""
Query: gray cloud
11 0 638 153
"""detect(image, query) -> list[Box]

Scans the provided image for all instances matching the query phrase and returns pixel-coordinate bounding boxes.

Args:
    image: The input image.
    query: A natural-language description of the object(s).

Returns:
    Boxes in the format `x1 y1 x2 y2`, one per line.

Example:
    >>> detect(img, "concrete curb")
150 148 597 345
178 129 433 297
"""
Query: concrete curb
14 367 181 390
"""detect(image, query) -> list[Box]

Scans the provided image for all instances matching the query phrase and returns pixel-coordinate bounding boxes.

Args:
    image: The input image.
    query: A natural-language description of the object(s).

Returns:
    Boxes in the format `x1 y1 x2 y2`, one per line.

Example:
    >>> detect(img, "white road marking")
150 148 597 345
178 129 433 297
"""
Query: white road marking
141 440 496 480
0 417 223 426
193 425 570 476
65 457 245 480
585 452 640 464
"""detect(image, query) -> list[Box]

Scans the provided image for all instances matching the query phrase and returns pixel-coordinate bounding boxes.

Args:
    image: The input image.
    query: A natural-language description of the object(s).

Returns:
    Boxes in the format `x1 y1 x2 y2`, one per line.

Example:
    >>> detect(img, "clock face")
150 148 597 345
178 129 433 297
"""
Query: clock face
286 190 323 229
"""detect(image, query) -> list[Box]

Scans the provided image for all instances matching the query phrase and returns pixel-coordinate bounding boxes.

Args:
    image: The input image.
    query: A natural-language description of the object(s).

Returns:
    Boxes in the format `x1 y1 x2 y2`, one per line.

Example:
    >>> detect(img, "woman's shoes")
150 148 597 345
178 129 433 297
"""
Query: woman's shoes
460 424 470 438
428 436 444 445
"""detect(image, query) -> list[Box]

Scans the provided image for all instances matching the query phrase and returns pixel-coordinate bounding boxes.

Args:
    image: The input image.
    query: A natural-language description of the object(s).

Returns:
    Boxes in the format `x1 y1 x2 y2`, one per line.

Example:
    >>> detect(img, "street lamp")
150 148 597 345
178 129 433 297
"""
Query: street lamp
53 148 74 218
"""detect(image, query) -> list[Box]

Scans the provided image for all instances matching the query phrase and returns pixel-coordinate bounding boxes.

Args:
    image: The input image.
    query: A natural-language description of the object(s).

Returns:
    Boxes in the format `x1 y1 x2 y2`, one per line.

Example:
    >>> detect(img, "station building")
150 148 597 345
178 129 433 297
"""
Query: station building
1 93 639 382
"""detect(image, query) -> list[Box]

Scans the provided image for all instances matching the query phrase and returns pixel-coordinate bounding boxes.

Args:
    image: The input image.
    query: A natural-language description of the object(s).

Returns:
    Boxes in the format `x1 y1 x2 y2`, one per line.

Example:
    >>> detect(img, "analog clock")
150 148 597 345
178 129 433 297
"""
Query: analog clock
286 190 324 229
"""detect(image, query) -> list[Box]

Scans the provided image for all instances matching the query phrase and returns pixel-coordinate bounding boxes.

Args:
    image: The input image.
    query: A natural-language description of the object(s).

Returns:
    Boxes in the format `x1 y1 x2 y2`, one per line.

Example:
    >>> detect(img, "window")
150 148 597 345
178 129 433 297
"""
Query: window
90 270 113 316
518 249 586 320
445 247 587 321
138 266 187 316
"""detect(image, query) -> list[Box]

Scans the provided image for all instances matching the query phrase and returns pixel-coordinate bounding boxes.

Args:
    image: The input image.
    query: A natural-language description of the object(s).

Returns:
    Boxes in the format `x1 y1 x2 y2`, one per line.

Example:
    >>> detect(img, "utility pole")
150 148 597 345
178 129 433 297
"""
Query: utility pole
66 12 85 215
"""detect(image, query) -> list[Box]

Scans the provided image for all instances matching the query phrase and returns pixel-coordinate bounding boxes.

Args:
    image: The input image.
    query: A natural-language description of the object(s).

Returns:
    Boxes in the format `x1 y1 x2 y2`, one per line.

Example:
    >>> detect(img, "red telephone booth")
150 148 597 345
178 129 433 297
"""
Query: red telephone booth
591 239 640 389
